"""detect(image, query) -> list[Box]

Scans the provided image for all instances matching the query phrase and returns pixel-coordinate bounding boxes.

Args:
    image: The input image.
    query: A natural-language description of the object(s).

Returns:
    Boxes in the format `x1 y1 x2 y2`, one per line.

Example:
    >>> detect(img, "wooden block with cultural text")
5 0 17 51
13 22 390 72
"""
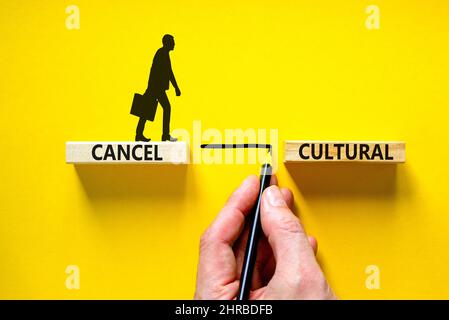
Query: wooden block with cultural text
284 141 405 163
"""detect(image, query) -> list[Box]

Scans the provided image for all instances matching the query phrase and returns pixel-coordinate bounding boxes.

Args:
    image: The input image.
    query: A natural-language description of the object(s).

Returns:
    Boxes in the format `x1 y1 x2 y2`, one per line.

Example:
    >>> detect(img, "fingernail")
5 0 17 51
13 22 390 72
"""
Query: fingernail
242 175 255 187
239 175 256 192
265 186 287 207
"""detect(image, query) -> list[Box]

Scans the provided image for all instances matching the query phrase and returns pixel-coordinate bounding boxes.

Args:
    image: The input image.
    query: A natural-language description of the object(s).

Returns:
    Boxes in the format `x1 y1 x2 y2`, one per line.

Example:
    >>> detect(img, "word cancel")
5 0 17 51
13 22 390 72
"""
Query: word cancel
285 141 405 163
92 144 163 161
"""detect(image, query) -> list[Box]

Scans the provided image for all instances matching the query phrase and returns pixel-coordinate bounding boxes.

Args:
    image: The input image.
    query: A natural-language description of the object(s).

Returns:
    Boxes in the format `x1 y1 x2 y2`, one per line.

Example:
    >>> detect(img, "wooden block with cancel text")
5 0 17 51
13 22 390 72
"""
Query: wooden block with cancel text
66 141 189 164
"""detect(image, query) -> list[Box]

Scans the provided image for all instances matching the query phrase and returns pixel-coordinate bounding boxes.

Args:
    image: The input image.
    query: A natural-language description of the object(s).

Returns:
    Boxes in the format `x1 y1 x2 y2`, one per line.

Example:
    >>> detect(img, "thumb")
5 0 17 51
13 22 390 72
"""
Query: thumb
260 186 317 279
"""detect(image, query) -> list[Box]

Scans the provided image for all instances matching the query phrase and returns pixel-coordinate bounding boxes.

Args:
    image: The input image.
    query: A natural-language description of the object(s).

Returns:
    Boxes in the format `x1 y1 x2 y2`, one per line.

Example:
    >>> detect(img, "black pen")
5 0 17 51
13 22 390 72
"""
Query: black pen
237 162 272 300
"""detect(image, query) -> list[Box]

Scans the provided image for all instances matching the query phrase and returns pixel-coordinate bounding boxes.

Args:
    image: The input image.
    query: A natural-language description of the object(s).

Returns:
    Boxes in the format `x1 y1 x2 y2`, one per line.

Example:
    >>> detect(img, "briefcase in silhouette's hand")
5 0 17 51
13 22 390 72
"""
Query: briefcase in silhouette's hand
130 92 157 121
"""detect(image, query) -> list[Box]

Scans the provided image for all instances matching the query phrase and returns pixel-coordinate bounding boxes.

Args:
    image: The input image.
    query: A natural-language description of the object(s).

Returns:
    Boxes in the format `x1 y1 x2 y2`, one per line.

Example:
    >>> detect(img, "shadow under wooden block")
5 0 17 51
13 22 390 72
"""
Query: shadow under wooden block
74 163 189 201
285 162 398 199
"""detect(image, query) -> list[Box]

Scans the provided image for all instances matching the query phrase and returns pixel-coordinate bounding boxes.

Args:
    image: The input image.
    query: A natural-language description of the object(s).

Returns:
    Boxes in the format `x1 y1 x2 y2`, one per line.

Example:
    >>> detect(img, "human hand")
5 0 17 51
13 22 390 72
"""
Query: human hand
175 87 181 96
194 175 336 300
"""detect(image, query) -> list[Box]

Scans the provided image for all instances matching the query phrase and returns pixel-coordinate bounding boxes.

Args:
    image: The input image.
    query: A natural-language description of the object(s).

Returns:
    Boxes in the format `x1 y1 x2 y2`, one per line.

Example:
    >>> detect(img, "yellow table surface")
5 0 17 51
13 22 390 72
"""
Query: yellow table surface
1 0 448 299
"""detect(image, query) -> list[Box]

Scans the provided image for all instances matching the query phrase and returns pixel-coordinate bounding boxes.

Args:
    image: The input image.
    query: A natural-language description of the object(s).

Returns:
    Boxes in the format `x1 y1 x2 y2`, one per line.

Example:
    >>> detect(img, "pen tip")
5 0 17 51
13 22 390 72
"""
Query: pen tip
264 151 272 165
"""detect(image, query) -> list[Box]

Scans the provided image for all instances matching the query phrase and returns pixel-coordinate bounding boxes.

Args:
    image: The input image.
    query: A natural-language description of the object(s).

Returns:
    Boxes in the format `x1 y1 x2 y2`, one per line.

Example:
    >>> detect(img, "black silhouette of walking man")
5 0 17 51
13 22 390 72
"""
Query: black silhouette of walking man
136 34 181 142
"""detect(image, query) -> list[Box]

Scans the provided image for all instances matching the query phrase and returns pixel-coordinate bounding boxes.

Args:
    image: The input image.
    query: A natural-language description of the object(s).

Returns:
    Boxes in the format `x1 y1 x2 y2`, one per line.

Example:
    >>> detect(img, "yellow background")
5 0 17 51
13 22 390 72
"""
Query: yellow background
1 0 449 299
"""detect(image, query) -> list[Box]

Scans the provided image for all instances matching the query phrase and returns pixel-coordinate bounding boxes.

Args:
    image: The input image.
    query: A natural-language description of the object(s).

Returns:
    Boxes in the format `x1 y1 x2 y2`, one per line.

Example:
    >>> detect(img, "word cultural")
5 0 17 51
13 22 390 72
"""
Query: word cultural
298 143 394 161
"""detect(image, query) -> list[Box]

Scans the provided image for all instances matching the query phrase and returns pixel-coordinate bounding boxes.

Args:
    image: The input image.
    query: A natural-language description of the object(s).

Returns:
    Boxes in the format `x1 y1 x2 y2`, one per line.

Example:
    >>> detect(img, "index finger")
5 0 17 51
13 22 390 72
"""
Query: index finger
205 175 260 245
